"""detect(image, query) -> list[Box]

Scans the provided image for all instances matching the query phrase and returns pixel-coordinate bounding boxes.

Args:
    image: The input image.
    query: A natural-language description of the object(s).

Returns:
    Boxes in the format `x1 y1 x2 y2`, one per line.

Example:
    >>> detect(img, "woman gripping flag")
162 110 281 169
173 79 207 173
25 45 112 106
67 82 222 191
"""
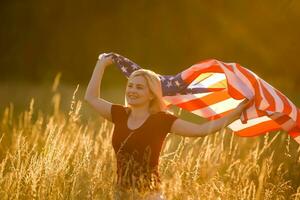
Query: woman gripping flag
102 52 300 145
84 53 251 200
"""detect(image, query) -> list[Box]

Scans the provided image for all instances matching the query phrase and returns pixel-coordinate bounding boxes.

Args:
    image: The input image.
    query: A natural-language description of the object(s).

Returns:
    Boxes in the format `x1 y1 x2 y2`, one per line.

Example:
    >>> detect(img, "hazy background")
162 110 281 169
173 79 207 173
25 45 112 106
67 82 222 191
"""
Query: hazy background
1 0 300 117
1 1 300 197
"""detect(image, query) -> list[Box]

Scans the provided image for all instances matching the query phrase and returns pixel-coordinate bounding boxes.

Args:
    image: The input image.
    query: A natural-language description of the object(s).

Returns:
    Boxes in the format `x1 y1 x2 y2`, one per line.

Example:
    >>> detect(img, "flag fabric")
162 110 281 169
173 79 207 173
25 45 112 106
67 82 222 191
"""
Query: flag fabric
105 52 300 144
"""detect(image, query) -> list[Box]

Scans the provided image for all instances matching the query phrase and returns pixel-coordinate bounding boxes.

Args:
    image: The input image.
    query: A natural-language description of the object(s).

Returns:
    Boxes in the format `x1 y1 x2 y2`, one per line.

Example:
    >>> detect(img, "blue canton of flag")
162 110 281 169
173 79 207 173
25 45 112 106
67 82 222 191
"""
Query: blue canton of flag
104 52 211 96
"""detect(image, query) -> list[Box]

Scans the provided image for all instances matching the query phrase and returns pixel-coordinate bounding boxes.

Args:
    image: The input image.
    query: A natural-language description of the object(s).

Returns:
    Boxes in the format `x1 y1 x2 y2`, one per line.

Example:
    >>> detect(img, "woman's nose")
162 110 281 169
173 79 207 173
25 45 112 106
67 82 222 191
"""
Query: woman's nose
127 87 137 93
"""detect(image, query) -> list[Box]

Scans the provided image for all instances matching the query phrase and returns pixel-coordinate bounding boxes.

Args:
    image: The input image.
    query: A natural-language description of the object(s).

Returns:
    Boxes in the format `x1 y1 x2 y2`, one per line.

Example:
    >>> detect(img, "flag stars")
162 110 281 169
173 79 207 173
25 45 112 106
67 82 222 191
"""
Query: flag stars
121 66 127 73
175 80 180 87
167 81 173 88
160 76 166 81
117 60 122 65
132 64 139 70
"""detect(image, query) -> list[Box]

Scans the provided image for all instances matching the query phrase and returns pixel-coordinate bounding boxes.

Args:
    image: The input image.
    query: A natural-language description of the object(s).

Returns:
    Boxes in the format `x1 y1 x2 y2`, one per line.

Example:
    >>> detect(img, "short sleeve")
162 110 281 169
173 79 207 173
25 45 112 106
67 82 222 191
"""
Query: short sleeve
160 111 178 133
111 104 126 124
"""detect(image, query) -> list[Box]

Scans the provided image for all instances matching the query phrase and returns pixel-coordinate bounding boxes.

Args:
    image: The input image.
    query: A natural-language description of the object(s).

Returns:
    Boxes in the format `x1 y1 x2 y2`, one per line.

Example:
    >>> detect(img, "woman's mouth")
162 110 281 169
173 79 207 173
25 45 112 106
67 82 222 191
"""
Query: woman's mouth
128 94 139 100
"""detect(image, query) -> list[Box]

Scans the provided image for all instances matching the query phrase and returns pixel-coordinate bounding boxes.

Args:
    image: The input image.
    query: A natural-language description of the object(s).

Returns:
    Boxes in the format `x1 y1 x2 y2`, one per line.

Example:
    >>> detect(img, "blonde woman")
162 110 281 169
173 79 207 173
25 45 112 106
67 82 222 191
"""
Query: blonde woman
84 53 250 200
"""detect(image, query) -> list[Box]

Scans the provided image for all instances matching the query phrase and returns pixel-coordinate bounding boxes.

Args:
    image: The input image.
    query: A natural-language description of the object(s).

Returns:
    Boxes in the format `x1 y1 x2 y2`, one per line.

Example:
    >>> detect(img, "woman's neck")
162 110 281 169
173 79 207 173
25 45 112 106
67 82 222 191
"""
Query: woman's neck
129 105 151 119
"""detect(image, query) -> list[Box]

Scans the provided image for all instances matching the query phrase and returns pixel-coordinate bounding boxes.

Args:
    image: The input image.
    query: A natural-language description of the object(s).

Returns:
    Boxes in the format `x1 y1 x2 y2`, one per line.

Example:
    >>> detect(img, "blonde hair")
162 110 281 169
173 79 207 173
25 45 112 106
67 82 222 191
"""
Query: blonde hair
124 69 167 114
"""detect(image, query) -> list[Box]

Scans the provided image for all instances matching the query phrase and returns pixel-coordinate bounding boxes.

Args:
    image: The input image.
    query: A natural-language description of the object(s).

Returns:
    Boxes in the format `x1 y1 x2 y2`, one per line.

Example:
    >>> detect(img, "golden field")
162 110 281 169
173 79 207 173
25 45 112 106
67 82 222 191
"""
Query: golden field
0 75 300 200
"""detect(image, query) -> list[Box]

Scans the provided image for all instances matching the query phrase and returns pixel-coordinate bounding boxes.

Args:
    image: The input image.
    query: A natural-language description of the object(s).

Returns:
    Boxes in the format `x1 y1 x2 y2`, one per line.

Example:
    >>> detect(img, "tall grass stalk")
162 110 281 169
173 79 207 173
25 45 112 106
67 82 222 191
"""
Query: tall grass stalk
0 74 299 199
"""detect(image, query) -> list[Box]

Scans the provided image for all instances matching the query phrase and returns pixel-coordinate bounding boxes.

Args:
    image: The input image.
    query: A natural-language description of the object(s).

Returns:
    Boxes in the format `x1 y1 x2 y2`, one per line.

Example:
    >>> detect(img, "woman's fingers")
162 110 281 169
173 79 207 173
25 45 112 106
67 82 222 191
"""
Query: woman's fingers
98 53 113 65
98 53 108 60
238 98 254 111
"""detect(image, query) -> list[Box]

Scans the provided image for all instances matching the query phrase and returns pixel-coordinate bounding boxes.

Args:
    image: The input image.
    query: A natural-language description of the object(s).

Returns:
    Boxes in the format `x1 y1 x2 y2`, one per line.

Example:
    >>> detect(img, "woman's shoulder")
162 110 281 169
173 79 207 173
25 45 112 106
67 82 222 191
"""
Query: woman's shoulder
152 110 178 133
156 110 175 115
111 103 129 110
111 103 129 123
155 110 178 120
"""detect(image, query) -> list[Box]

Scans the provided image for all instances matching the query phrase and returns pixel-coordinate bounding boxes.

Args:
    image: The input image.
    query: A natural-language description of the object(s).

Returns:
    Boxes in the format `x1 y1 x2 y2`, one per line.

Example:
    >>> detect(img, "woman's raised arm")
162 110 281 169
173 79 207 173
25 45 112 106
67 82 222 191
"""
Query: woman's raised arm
84 53 114 121
170 99 251 137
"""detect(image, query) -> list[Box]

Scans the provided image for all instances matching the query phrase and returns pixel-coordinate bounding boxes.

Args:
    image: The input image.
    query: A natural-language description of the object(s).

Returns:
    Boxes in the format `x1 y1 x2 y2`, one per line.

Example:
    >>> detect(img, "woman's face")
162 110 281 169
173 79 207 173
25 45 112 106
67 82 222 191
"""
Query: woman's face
125 76 153 107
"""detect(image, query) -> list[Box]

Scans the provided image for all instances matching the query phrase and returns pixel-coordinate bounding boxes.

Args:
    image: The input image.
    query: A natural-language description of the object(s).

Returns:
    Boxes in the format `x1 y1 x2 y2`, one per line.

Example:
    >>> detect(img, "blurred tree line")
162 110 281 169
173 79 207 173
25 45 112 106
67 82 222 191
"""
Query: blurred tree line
0 0 299 97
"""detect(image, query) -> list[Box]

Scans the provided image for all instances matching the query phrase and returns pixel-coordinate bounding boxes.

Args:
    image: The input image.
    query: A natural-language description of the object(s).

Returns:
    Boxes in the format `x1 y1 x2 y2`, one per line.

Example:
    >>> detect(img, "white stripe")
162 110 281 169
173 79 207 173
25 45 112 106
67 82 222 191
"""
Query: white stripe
244 68 270 110
216 61 253 99
257 78 270 110
191 98 243 117
189 73 226 89
174 59 299 136
286 98 298 121
245 103 259 120
228 63 255 97
260 79 297 121
162 92 213 105
260 79 284 112
228 116 272 131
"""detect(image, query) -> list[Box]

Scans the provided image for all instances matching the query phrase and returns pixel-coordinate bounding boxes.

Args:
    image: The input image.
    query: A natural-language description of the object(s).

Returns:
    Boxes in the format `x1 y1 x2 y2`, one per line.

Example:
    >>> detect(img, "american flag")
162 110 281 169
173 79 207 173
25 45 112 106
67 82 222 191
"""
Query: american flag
104 53 300 144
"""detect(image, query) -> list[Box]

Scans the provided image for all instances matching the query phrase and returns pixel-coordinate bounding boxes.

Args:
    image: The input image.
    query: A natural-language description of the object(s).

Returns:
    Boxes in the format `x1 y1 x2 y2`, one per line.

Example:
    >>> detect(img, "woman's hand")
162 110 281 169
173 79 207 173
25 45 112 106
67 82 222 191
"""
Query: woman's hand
232 98 253 120
97 53 113 66
237 98 252 111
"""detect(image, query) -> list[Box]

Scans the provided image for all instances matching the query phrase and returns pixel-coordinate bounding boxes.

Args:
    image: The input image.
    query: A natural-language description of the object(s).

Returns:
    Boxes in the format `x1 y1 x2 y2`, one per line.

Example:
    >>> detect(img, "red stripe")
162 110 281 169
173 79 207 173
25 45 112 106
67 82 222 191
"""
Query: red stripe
180 59 300 140
181 59 225 84
260 80 276 111
233 120 281 137
273 115 291 125
238 66 264 109
297 109 300 125
207 109 234 120
183 60 245 99
288 127 300 138
182 71 202 85
275 89 292 116
176 90 231 111
256 109 267 117
227 81 245 99
220 61 235 73
217 62 245 99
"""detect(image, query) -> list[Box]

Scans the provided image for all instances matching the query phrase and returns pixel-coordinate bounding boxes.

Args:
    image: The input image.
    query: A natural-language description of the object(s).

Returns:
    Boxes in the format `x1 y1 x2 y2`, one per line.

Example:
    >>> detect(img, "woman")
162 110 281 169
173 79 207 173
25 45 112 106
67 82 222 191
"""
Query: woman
84 53 250 200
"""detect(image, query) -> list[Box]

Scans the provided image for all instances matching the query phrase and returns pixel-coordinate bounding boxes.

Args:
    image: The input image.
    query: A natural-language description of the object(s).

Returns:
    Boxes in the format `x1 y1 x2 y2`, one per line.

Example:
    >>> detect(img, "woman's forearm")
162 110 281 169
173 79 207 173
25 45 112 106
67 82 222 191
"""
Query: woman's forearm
170 100 249 138
84 60 107 101
199 109 241 136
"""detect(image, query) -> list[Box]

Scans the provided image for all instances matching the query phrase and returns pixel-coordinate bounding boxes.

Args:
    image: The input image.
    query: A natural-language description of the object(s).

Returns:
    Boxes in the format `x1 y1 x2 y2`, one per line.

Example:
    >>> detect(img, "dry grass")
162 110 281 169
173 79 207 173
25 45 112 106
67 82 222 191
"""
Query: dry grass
0 74 300 200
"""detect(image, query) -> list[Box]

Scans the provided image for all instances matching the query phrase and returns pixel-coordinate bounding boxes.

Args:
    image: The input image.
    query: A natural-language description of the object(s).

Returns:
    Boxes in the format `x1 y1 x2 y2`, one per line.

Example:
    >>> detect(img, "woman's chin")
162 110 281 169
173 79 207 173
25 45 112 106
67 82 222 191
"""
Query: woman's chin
127 101 144 107
127 101 135 106
128 102 138 106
